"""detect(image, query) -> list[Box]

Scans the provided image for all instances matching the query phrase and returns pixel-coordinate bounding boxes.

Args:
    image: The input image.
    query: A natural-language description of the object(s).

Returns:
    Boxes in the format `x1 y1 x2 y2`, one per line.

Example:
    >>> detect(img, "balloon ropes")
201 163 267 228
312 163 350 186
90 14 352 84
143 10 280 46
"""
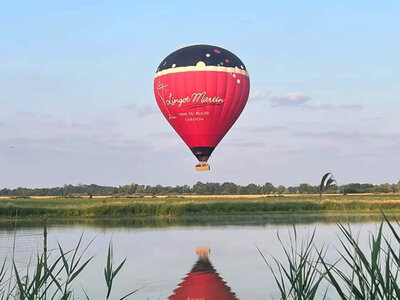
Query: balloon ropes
153 45 250 171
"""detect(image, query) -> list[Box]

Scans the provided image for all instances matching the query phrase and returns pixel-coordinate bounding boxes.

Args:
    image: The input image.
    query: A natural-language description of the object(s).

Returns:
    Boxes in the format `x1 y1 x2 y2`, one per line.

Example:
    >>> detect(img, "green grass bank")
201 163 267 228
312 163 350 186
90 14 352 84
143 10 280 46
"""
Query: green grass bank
1 194 400 218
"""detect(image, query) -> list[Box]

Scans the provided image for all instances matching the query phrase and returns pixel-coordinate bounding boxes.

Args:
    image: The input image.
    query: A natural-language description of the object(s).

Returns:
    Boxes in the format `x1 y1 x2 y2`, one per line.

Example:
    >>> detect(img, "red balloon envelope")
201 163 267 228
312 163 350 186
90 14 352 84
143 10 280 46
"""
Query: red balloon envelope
154 45 250 169
169 255 237 300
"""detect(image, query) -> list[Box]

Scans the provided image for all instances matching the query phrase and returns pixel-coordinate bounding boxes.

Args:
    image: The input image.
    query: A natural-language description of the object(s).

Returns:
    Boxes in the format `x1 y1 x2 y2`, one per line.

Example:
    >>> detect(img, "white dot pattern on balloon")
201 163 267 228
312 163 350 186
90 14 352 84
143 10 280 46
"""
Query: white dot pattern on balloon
237 79 241 84
240 65 244 69
205 53 211 57
232 74 236 78
196 61 206 67
172 64 176 68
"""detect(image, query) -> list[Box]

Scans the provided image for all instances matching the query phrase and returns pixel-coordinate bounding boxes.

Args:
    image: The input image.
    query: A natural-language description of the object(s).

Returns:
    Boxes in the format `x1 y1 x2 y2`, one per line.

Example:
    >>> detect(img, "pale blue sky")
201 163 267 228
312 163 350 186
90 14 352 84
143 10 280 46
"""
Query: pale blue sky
1 0 399 188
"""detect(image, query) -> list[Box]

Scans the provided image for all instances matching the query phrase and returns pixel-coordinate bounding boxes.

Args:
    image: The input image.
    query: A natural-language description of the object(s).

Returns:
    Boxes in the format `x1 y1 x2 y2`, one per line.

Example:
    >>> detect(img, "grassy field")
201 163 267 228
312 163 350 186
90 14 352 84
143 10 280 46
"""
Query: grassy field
1 193 400 218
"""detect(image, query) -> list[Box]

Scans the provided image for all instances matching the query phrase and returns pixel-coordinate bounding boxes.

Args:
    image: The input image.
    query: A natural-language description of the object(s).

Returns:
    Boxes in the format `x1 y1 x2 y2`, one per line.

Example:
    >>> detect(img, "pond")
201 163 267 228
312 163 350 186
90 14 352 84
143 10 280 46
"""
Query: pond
0 213 393 299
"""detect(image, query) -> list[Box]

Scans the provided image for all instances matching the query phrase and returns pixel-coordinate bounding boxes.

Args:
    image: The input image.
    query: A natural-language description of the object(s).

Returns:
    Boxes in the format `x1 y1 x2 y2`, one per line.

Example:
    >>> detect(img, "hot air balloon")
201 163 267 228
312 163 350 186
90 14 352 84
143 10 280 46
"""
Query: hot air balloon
169 248 238 300
154 45 250 171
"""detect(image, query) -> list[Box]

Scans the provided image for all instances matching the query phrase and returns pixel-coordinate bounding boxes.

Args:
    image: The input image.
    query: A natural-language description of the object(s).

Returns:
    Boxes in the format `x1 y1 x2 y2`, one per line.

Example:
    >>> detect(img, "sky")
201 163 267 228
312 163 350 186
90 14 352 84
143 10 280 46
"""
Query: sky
1 0 399 188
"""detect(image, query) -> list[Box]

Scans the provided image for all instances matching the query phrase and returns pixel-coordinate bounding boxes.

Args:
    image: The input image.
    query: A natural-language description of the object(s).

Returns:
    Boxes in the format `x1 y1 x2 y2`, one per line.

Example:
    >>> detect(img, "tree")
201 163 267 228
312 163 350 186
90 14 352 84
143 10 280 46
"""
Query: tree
181 184 192 194
135 185 145 194
220 182 238 194
193 182 209 194
125 183 138 195
152 184 164 194
205 182 221 194
298 183 314 194
374 183 395 193
263 182 276 194
243 184 261 194
144 185 154 195
342 183 374 194
276 185 286 195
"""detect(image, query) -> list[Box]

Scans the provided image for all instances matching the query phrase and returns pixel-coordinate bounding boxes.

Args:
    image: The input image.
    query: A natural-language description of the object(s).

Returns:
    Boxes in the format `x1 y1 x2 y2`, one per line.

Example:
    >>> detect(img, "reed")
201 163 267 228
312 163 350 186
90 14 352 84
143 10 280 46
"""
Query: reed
1 194 400 218
0 237 138 299
320 215 400 299
263 214 400 299
258 227 328 299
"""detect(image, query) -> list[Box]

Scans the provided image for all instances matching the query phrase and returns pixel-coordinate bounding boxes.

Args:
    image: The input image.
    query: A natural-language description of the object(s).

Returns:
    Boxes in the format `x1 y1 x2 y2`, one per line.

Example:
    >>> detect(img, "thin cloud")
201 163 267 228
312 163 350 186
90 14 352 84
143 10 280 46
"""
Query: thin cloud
308 104 363 111
361 116 383 122
148 131 176 138
123 104 158 117
270 93 311 107
367 133 400 140
295 131 361 140
249 91 270 101
16 111 36 118
267 93 362 110
44 120 90 129
224 140 265 148
15 111 55 119
237 125 286 133
38 113 53 119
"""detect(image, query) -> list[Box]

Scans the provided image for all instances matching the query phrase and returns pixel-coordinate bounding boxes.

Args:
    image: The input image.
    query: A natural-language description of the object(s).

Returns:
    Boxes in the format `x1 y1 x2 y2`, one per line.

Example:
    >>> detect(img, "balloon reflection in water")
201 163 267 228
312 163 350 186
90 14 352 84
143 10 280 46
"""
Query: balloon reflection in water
169 247 238 300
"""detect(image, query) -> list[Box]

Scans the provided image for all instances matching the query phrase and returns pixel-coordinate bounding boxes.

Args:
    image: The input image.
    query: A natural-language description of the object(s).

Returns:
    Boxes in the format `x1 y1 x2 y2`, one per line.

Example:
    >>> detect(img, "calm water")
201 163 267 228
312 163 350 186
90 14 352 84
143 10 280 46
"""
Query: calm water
0 214 393 299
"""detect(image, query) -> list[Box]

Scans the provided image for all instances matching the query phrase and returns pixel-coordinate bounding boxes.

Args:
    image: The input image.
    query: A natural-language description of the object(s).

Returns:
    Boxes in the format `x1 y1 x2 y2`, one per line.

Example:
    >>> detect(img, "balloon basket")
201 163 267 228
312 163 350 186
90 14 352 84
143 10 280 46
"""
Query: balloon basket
196 247 211 257
195 164 210 171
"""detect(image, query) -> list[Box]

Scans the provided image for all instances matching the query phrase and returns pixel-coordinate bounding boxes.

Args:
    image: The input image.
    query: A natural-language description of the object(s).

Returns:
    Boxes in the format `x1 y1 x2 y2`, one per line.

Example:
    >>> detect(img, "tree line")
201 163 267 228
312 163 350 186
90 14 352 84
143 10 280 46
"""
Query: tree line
0 181 399 197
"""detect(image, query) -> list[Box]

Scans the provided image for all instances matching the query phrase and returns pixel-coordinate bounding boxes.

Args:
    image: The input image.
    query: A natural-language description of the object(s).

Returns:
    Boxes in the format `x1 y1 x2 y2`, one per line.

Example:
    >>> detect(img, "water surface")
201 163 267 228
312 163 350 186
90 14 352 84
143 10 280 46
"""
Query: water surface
0 213 392 299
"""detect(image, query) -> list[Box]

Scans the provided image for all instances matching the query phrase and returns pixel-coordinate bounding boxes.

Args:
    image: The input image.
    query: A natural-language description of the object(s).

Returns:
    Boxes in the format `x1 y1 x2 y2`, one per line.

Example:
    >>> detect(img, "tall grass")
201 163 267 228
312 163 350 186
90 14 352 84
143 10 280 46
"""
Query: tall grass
0 236 138 299
262 214 400 299
259 227 328 299
104 243 139 300
320 215 400 299
0 259 7 300
1 194 400 218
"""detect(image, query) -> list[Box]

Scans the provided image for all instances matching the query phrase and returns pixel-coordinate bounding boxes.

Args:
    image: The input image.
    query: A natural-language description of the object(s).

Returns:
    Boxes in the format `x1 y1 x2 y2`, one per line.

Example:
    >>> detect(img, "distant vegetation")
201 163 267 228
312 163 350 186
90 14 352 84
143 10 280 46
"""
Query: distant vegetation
1 181 399 197
1 194 400 218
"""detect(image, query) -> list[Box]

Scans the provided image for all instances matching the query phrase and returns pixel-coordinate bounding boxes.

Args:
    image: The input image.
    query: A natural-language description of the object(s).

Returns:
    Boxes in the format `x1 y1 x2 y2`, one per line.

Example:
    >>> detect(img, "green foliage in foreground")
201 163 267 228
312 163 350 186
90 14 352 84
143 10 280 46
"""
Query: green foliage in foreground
0 236 138 300
1 194 400 218
261 214 400 299
259 229 327 299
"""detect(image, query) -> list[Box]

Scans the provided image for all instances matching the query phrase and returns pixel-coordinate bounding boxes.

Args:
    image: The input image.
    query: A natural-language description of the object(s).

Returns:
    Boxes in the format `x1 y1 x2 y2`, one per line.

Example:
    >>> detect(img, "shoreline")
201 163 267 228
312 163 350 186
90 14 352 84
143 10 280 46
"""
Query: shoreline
0 211 398 229
1 194 400 220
